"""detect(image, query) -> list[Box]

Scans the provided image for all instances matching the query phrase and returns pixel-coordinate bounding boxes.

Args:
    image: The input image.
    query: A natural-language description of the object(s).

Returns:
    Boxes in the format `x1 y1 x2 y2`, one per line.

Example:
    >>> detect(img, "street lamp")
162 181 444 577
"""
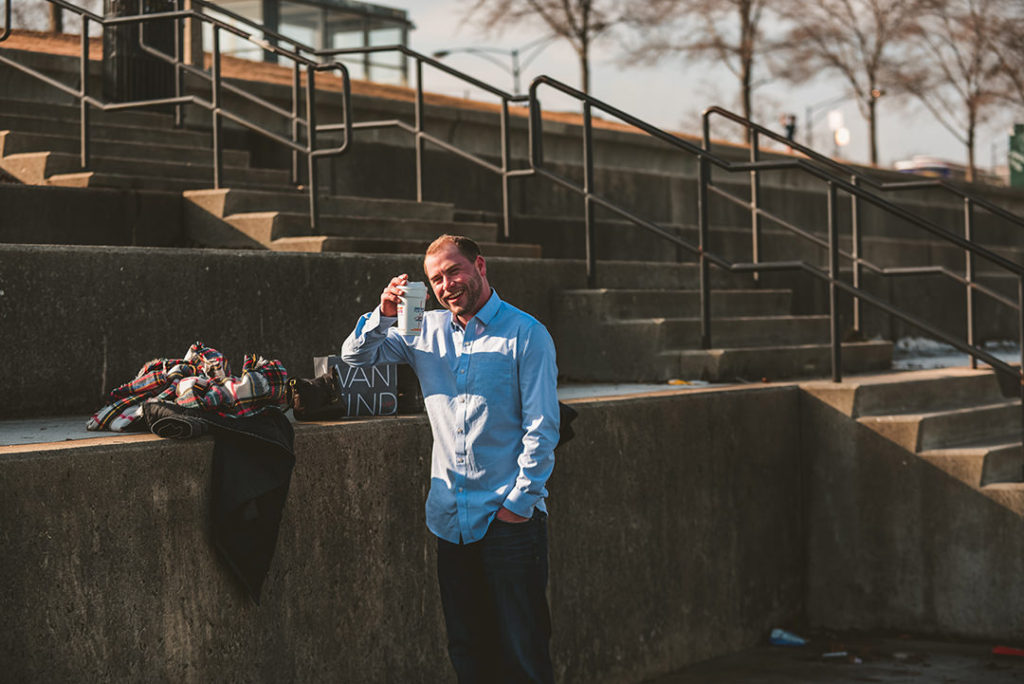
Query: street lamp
803 92 854 151
432 35 555 96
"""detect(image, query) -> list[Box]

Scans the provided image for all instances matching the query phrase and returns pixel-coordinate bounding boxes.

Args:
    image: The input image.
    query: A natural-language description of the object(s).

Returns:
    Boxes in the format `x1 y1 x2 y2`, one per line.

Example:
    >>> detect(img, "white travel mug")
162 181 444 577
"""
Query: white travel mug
396 281 428 336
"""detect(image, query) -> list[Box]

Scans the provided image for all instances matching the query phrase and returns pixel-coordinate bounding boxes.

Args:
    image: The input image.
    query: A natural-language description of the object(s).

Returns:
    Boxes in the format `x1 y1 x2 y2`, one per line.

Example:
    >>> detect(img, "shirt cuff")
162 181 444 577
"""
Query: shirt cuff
502 487 538 519
361 306 397 335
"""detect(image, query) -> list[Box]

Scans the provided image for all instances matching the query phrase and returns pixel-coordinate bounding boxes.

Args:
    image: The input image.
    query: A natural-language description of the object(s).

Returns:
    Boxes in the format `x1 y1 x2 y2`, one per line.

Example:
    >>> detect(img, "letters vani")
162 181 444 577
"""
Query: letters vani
313 356 398 416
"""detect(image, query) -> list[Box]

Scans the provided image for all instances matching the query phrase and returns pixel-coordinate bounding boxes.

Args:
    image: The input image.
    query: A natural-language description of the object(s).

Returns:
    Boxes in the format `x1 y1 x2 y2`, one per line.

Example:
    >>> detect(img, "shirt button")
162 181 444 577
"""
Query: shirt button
458 487 464 492
457 427 463 433
459 369 465 374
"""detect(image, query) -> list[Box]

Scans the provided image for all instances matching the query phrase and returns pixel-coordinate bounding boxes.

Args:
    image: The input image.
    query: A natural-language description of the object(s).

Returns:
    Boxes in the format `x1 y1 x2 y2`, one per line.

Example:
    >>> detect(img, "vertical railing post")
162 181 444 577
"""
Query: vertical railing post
211 28 223 189
582 100 596 288
1018 274 1024 459
291 62 300 185
173 0 183 128
500 98 512 241
965 197 977 369
79 15 90 169
828 181 842 382
698 116 712 350
529 95 543 169
306 65 319 233
850 175 862 336
414 59 424 202
750 128 761 284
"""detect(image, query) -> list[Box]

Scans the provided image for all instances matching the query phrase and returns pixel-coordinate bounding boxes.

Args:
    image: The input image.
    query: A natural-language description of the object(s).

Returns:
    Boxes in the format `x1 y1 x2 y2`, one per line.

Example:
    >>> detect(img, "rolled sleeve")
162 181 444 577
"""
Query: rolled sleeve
341 306 410 367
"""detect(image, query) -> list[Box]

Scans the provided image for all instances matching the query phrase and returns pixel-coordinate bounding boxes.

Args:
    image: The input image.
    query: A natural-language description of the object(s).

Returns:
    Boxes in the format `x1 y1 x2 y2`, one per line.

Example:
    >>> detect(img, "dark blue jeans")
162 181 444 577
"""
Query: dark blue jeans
436 510 554 684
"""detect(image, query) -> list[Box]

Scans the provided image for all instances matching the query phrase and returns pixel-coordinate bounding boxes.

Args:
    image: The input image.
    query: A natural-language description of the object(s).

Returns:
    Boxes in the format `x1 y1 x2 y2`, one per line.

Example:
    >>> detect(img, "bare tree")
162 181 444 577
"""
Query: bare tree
775 0 923 165
622 0 775 124
461 0 624 94
896 0 1008 181
993 6 1024 108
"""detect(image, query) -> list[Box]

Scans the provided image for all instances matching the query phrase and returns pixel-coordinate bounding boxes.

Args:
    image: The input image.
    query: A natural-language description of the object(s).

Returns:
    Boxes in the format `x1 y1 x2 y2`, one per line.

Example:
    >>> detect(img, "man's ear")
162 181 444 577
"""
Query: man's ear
475 255 487 277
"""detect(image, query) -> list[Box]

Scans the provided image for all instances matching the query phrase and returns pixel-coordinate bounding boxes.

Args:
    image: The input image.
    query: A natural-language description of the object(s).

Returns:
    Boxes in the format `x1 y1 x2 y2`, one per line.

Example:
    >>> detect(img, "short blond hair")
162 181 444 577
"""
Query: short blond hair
425 234 481 263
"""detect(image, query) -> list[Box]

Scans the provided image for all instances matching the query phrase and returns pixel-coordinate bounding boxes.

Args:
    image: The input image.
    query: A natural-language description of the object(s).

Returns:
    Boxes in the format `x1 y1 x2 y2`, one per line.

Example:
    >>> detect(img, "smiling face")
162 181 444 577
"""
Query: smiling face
424 242 490 326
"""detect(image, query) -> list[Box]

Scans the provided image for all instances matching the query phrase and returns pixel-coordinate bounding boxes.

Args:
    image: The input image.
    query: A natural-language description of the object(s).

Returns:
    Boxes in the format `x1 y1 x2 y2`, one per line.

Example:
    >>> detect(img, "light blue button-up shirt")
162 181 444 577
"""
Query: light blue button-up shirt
341 290 560 544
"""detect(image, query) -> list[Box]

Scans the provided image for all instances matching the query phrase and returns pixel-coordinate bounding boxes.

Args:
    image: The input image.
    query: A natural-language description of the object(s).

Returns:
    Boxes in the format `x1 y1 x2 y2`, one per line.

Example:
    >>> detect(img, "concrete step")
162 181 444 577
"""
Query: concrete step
0 96 184 128
269 236 542 258
0 151 289 186
658 340 893 384
557 288 793 319
45 171 287 193
592 260 756 290
183 188 454 221
858 399 1022 452
800 368 1011 418
556 337 891 383
919 442 1024 486
224 211 498 245
0 113 211 147
608 315 830 349
0 130 250 167
853 370 1007 417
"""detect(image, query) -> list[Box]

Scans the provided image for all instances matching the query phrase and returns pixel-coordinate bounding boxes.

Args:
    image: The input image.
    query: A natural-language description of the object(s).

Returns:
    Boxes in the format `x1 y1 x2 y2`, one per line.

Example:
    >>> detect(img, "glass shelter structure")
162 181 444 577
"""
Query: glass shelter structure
206 0 413 84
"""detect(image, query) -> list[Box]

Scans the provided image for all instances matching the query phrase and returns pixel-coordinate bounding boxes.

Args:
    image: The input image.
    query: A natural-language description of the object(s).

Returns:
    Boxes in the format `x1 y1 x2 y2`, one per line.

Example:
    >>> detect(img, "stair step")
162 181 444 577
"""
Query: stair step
854 370 1007 417
1 151 289 186
44 169 293 192
800 368 1011 418
269 236 541 258
919 442 1024 486
591 260 756 289
558 288 793 318
608 315 830 349
223 212 497 244
658 340 893 383
0 113 211 147
0 130 249 166
183 188 454 221
0 96 184 128
858 400 1022 452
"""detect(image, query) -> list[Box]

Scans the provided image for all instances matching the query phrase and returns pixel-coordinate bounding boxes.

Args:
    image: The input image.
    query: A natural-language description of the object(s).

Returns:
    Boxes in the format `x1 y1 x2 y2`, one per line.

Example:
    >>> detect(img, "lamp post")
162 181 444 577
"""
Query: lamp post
804 92 854 151
432 35 555 96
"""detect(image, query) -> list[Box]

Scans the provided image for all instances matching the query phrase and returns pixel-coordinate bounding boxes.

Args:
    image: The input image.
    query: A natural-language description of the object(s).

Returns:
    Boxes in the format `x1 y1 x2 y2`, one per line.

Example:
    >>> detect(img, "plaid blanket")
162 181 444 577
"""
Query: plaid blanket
87 342 290 432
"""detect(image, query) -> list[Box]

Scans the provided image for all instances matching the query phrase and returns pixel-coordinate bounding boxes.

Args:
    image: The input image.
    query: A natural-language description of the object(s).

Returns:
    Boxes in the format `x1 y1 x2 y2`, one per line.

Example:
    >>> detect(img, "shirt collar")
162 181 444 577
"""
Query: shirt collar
448 288 501 332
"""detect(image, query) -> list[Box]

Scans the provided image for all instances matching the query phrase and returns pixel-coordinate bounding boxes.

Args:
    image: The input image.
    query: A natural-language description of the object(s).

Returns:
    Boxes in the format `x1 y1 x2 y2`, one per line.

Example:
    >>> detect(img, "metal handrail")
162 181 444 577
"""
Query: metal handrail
523 75 1024 403
704 105 1024 230
705 177 1018 308
704 104 1024 361
311 44 528 238
0 0 353 230
1 0 10 43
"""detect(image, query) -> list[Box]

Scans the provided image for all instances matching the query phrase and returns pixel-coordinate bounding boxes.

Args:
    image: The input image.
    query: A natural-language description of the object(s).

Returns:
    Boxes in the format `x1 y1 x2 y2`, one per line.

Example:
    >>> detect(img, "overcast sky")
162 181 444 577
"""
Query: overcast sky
400 0 1017 170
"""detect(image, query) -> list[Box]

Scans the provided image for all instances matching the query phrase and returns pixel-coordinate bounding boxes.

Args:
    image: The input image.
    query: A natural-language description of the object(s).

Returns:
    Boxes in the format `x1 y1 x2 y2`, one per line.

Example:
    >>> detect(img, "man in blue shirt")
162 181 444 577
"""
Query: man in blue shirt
341 234 559 683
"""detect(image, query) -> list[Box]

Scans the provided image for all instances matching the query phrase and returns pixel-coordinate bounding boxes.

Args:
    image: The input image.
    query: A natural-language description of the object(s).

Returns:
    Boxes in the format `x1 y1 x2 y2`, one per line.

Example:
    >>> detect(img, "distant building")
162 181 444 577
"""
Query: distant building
207 0 414 84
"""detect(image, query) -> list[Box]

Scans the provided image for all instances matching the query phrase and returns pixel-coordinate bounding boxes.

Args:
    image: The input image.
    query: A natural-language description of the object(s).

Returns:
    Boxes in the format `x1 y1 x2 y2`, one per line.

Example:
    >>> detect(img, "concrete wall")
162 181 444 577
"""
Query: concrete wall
0 184 183 246
0 386 805 683
801 391 1024 640
0 244 583 418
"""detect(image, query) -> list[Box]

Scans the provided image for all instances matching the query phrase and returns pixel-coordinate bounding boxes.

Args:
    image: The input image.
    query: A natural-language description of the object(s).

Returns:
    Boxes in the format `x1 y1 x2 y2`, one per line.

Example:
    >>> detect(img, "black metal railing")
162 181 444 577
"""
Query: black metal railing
704 105 1024 368
520 76 1023 408
1 0 10 43
0 0 353 231
314 44 528 240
